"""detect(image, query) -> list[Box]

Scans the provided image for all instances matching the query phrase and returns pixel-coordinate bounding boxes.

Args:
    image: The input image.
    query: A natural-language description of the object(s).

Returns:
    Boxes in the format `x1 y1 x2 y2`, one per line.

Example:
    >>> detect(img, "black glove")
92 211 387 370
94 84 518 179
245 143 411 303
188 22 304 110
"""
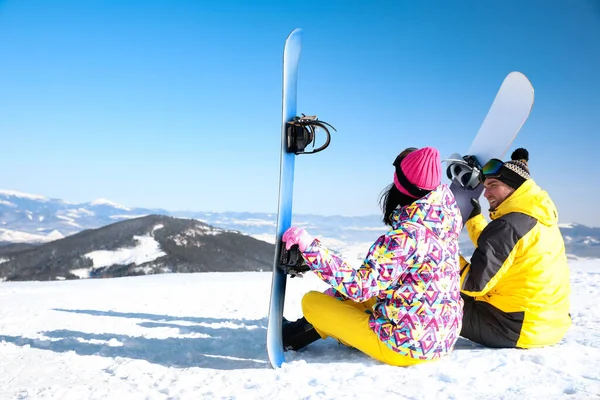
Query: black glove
468 198 481 221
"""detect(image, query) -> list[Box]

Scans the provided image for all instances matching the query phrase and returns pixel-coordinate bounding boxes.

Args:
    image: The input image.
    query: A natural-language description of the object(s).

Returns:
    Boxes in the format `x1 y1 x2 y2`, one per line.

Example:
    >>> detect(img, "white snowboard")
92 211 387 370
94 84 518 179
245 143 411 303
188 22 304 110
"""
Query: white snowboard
447 71 535 224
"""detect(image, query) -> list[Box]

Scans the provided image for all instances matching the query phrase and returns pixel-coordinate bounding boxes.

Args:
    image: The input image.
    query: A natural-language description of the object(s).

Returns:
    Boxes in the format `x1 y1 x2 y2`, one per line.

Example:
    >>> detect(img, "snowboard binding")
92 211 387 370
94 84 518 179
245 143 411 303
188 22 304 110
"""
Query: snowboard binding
279 244 310 278
444 154 483 190
286 115 336 155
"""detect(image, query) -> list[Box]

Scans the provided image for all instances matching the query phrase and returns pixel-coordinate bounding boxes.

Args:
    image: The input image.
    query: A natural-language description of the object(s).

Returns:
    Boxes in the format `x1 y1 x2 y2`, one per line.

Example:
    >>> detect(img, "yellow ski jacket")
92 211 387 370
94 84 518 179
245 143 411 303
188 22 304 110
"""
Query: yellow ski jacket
460 179 571 348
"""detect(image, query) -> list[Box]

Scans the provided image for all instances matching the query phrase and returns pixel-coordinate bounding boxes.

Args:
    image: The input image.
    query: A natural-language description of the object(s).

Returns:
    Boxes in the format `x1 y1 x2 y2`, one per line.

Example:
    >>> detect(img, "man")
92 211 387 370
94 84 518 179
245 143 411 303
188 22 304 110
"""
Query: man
459 148 571 348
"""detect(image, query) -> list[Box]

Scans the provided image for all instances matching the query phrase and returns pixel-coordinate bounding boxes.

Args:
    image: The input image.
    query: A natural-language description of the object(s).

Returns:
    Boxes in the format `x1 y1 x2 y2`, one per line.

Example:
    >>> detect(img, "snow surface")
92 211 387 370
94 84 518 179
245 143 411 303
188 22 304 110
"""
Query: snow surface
109 214 149 220
74 226 167 278
0 250 599 399
0 190 48 201
0 228 64 244
55 215 82 228
64 208 95 218
0 199 16 207
558 223 577 228
45 230 64 241
88 199 131 210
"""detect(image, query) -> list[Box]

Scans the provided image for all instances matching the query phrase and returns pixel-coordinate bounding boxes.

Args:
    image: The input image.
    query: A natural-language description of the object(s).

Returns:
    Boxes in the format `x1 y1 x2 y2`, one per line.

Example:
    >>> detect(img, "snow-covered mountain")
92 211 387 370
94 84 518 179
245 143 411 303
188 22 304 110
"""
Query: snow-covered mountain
0 214 273 281
0 190 387 246
1 189 598 258
0 190 158 241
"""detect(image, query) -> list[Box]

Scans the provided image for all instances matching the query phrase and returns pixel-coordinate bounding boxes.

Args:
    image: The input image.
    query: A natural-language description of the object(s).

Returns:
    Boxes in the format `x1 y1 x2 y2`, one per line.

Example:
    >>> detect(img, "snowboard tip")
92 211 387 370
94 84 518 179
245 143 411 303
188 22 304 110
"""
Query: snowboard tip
287 28 303 40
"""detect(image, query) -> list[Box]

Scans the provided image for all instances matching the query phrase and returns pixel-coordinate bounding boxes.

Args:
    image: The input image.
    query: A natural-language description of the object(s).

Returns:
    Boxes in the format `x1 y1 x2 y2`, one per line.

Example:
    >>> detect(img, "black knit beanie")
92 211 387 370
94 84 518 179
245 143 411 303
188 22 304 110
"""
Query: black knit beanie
495 148 531 189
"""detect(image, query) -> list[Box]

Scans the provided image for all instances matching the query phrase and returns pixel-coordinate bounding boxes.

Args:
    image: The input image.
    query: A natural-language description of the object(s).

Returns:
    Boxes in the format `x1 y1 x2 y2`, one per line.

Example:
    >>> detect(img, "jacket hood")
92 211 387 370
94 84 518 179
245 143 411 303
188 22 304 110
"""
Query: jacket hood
390 184 462 242
489 179 558 227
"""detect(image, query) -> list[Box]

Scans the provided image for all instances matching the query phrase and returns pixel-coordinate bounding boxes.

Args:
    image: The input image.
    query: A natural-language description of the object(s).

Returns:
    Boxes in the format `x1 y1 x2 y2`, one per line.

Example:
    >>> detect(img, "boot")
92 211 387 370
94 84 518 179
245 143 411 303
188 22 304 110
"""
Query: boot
282 317 321 351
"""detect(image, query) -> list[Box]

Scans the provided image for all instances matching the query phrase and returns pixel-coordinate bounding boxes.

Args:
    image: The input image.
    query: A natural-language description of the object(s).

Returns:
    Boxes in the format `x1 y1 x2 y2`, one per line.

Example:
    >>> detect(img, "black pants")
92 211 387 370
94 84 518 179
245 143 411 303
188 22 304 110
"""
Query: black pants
460 293 524 348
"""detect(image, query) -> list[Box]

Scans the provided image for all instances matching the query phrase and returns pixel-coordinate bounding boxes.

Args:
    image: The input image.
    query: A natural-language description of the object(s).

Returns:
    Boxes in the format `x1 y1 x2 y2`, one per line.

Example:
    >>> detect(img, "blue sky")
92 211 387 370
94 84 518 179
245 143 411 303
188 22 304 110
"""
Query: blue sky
0 1 598 225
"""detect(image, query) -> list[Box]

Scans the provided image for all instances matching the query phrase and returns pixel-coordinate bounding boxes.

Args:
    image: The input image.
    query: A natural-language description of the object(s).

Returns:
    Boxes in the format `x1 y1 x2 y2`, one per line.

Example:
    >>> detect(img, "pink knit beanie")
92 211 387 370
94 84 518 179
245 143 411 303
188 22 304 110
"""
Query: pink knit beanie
393 147 441 199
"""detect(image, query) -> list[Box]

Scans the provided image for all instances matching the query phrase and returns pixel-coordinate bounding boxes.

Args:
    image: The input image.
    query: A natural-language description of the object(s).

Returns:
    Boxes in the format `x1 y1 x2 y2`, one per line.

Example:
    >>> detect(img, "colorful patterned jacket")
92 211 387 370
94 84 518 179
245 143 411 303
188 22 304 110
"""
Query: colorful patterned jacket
301 184 463 359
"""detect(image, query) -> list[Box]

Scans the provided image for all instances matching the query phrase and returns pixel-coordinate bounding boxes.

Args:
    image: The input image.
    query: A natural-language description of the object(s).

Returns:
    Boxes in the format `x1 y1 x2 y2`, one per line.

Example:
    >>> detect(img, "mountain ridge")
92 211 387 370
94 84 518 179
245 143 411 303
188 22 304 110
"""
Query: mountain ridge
0 214 274 281
1 189 598 261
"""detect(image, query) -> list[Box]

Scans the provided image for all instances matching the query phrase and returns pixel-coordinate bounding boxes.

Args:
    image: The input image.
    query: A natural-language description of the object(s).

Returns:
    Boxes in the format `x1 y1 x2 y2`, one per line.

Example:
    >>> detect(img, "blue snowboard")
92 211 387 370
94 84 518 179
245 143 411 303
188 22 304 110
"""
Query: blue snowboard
266 28 303 369
446 71 535 223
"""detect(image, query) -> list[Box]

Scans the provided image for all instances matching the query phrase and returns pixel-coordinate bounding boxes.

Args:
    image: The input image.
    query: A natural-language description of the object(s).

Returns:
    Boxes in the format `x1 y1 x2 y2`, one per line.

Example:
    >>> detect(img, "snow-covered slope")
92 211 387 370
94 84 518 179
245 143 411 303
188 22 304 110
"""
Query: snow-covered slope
0 257 598 399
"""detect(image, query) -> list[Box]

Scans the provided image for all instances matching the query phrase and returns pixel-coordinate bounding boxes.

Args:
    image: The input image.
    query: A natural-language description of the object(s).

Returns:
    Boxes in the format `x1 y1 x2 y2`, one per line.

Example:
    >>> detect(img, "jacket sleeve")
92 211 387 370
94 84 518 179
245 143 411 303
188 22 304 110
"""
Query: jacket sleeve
301 233 415 302
460 218 520 297
466 213 488 246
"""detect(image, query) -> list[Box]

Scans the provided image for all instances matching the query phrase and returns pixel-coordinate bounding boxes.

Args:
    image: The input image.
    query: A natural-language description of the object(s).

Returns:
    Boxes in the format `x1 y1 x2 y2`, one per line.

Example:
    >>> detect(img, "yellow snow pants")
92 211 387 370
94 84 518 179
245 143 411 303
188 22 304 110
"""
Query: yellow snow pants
302 290 432 367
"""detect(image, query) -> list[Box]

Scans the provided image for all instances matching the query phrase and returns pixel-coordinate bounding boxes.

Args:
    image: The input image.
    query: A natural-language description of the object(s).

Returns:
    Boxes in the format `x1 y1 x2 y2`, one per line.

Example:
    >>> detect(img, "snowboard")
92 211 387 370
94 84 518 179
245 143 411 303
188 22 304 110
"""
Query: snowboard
445 71 535 223
266 28 303 369
265 29 336 369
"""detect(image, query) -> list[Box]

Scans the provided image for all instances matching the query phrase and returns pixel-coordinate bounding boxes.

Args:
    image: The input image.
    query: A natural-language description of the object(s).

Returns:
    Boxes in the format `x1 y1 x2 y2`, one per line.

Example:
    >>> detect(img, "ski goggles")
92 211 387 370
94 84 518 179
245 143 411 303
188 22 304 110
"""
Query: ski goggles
479 158 505 182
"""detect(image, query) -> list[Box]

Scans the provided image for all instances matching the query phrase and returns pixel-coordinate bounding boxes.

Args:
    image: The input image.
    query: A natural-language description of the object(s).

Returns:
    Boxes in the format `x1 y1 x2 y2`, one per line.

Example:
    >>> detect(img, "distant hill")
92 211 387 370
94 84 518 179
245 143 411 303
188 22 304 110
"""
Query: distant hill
0 189 165 241
0 215 274 281
560 223 600 259
0 189 599 281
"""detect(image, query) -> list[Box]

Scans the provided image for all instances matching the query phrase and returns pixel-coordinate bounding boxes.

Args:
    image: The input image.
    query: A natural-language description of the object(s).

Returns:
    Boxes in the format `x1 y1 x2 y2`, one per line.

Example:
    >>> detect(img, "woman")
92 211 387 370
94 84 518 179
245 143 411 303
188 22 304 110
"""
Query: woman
282 146 463 366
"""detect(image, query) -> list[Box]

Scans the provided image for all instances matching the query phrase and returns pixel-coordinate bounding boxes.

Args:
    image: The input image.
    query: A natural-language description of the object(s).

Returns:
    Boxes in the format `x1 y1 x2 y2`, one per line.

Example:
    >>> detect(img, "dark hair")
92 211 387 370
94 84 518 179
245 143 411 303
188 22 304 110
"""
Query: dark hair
379 184 415 226
379 147 418 227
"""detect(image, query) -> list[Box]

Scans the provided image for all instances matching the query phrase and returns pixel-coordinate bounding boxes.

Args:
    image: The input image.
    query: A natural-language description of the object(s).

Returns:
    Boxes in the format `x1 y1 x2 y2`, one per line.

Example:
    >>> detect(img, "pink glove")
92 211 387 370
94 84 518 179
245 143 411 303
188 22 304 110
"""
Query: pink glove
282 226 315 252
